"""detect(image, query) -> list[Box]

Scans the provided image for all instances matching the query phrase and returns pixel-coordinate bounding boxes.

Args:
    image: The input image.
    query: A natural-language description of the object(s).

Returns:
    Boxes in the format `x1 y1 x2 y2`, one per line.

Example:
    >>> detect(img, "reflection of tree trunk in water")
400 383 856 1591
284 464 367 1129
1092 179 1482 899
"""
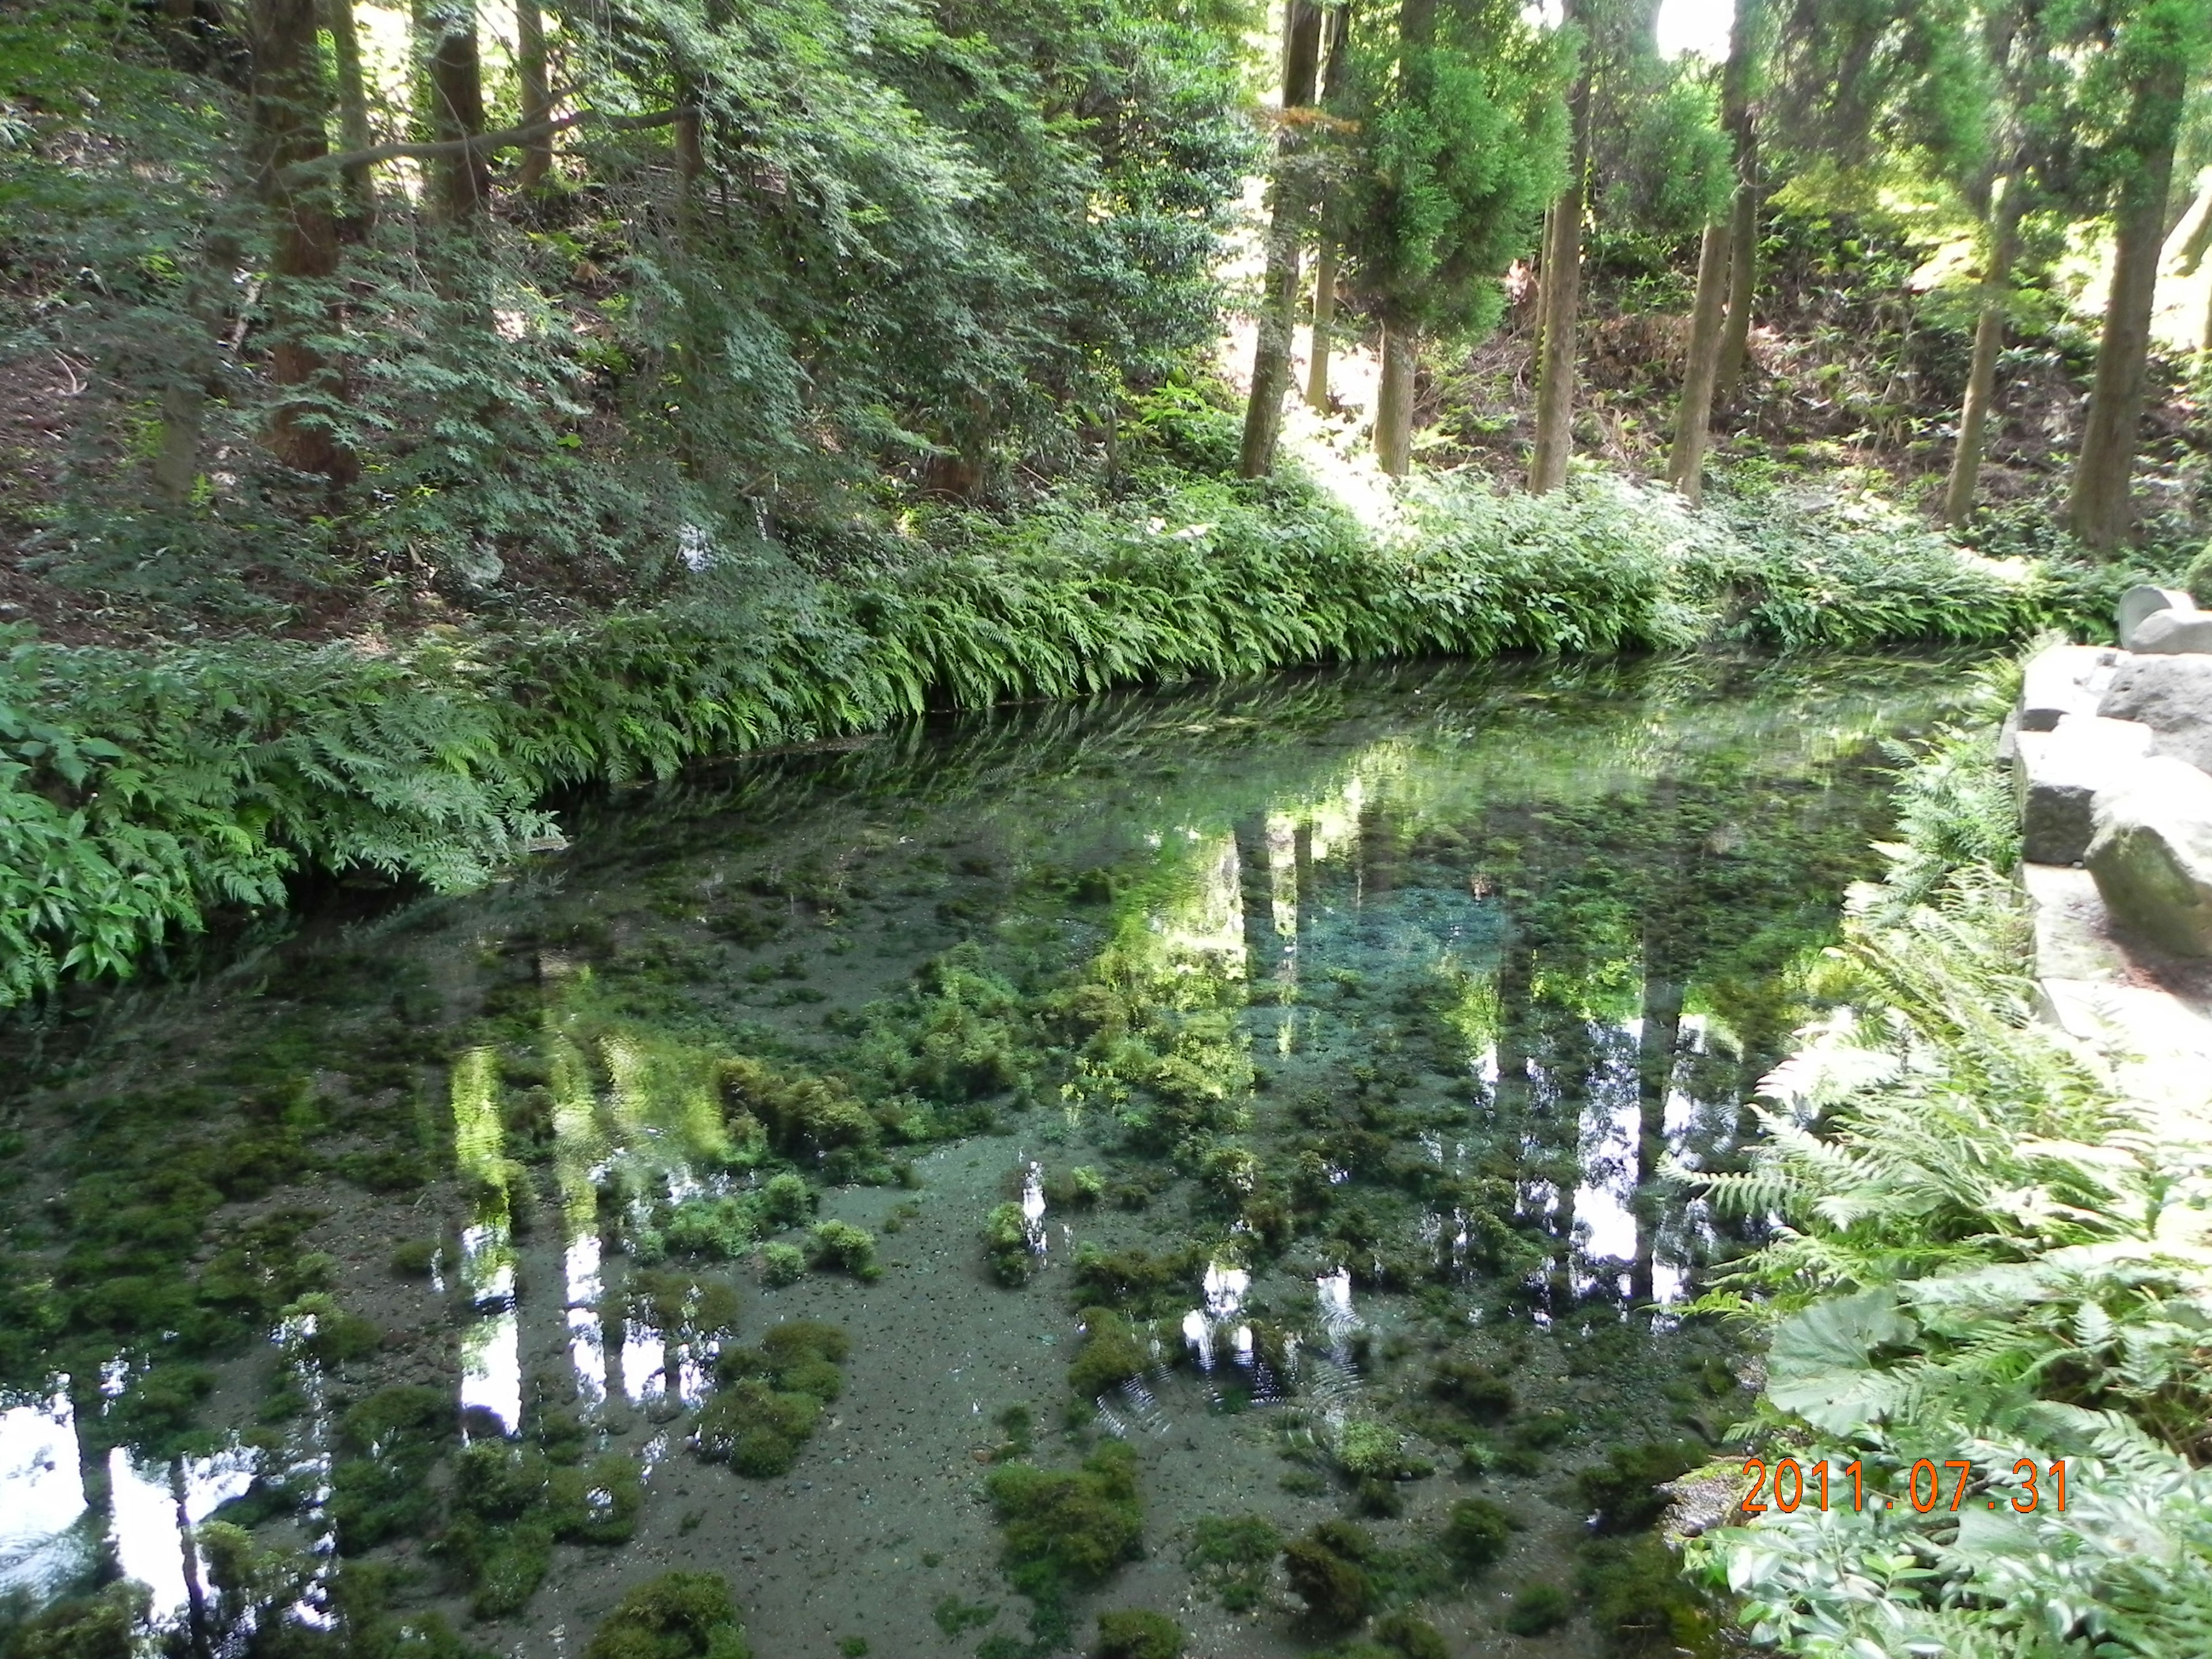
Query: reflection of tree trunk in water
172 1456 213 1657
1234 815 1278 982
1358 801 1393 907
71 1374 119 1585
1631 968 1684 1308
1491 929 1536 1126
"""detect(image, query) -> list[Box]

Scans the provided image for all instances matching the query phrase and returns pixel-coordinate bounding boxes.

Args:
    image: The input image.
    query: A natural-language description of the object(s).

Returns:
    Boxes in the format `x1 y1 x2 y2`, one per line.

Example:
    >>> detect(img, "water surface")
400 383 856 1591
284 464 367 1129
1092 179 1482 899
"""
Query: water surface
0 654 1974 1657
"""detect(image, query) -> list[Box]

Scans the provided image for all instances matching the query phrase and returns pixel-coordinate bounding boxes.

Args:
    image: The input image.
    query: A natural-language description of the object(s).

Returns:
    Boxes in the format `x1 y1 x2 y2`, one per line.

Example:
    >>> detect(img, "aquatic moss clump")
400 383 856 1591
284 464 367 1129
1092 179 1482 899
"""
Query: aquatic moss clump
808 1220 881 1280
584 1571 751 1659
332 1385 453 1552
1442 1498 1517 1571
1069 1242 1207 1317
986 1441 1145 1628
1066 1308 1150 1399
1578 1535 1720 1656
720 1058 891 1180
759 1241 805 1285
1429 1358 1514 1421
440 1440 644 1616
1283 1521 1374 1630
1184 1513 1281 1611
1503 1582 1571 1635
1575 1440 1703 1534
849 945 1033 1106
661 1194 759 1259
3 1580 150 1658
1093 1607 1184 1659
696 1321 848 1475
984 1202 1040 1286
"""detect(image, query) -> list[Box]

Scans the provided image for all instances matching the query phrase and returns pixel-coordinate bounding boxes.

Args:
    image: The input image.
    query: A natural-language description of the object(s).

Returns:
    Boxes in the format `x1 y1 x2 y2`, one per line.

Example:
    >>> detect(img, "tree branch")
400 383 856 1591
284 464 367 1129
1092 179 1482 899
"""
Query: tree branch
280 106 690 183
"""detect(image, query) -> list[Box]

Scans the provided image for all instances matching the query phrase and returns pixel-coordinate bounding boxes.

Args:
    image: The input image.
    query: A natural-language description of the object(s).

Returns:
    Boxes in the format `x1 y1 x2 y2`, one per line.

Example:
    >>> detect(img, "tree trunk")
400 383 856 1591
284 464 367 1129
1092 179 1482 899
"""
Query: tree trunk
1376 322 1416 475
514 0 554 193
1714 162 1760 404
1305 240 1338 409
1237 0 1325 479
1942 181 2027 526
1665 219 1730 503
1529 10 1591 495
252 0 352 478
1234 815 1277 982
2067 65 2184 552
418 0 489 221
324 0 376 231
1667 0 1755 501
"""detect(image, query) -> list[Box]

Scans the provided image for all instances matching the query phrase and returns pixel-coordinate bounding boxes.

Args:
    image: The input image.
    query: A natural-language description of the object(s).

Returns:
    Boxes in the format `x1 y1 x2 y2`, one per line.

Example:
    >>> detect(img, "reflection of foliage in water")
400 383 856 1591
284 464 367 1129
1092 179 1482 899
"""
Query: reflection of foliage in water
0 653 1980 1652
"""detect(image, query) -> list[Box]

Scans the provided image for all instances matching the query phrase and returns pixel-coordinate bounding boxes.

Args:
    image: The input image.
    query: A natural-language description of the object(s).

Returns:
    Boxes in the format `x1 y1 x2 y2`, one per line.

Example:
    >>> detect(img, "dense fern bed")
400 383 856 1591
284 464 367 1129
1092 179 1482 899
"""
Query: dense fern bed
0 471 2130 1005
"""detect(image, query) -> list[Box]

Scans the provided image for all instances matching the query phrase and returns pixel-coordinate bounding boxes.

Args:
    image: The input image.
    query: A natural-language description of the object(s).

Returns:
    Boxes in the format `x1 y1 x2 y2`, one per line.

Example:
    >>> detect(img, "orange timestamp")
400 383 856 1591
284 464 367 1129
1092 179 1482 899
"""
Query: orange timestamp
1740 1456 2068 1514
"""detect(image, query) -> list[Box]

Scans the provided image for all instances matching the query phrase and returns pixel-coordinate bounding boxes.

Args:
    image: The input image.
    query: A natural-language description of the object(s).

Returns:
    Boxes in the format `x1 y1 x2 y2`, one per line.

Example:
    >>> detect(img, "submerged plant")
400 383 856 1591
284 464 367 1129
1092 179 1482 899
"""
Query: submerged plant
1066 1308 1150 1399
696 1321 849 1477
583 1571 751 1659
985 1440 1146 1605
1283 1521 1374 1630
808 1221 881 1281
984 1201 1041 1286
1093 1607 1184 1659
1184 1513 1282 1611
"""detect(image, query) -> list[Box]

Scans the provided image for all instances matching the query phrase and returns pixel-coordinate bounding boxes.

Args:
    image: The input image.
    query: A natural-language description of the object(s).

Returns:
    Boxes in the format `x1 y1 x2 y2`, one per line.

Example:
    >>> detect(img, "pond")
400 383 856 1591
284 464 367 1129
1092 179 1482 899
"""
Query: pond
0 653 1976 1659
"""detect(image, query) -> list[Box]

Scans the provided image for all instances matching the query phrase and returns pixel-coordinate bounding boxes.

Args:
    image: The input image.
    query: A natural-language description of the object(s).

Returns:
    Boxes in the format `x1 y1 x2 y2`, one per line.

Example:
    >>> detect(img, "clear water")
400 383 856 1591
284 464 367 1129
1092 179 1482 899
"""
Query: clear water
0 654 1976 1658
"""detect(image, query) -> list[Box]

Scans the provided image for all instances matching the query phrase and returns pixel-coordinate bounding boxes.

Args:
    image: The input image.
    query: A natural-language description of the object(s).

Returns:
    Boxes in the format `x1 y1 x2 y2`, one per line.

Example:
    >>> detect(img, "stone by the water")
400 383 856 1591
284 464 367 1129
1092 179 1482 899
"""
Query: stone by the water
2126 607 2212 656
2116 585 2194 651
2098 654 2212 775
2017 643 2114 733
2086 756 2212 957
2014 717 2156 865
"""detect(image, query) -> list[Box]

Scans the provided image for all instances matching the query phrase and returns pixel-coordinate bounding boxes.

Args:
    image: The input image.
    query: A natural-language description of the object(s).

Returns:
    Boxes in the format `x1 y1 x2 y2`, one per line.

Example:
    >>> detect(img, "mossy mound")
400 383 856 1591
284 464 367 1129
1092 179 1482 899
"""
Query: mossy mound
1067 1308 1150 1398
1283 1521 1375 1630
1578 1535 1722 1657
1442 1497 1518 1571
1184 1513 1282 1612
1094 1607 1184 1659
696 1321 849 1476
985 1438 1145 1603
1503 1582 1571 1636
584 1571 751 1659
1575 1440 1703 1534
984 1201 1040 1286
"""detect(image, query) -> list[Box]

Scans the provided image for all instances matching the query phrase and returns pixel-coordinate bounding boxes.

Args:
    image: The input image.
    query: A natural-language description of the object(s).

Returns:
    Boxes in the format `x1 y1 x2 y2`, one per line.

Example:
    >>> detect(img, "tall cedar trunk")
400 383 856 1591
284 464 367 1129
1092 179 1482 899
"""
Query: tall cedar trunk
1714 160 1760 404
324 0 376 230
1666 1 1753 501
1237 0 1325 478
419 0 489 221
1529 6 1591 495
1376 323 1416 475
1942 181 2027 525
1665 220 1730 502
514 0 554 192
2067 62 2185 552
252 0 351 478
1306 241 1339 408
1304 5 1350 411
1372 0 1436 477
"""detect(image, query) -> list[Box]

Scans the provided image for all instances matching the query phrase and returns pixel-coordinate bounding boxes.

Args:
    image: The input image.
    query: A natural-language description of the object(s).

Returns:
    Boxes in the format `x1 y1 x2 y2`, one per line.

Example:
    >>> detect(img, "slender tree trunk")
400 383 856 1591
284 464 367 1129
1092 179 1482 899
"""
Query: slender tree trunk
1305 241 1338 409
1667 0 1754 501
514 0 554 192
252 0 352 478
1376 321 1416 475
1238 0 1325 478
418 0 489 221
1714 160 1760 404
1942 181 2027 526
1529 10 1591 495
324 0 376 231
1666 220 1730 502
1303 6 1349 412
2068 65 2184 552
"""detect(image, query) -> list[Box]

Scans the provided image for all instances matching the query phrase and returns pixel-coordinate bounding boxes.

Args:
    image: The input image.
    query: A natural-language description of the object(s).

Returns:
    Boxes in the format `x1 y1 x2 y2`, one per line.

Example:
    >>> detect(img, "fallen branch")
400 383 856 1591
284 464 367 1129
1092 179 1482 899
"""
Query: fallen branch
279 107 690 183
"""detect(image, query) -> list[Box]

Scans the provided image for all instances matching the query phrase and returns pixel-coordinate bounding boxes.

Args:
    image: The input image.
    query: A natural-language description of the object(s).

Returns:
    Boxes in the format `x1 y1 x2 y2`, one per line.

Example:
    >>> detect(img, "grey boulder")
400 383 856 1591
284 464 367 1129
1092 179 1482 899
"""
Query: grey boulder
2017 643 2115 732
2014 717 2155 865
2098 654 2212 775
2085 757 2212 957
2116 585 2194 650
2127 607 2212 656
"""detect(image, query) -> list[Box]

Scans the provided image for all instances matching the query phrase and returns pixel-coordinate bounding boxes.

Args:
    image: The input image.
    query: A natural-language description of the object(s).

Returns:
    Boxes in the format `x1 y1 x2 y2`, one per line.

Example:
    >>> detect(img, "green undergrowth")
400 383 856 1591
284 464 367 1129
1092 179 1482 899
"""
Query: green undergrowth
1683 669 2212 1654
984 1438 1146 1653
1 465 2138 1006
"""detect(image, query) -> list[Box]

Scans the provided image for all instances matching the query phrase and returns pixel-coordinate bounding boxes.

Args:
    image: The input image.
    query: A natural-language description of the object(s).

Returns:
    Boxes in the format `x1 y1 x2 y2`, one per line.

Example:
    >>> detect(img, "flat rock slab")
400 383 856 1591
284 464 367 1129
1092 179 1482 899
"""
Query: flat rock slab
2097 654 2212 774
2022 862 2133 982
2014 717 2155 865
2086 755 2212 957
2019 644 2117 732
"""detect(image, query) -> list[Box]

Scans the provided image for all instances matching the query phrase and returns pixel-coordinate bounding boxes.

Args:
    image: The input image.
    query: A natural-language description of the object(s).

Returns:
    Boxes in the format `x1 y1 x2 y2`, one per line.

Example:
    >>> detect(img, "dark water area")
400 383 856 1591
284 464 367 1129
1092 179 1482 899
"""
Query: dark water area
0 653 1979 1658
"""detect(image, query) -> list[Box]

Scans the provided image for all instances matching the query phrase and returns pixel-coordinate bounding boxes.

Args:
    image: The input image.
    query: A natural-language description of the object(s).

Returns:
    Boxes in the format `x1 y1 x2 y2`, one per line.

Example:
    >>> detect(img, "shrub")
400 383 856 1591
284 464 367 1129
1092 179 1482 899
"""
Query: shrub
583 1571 751 1659
1093 1608 1184 1659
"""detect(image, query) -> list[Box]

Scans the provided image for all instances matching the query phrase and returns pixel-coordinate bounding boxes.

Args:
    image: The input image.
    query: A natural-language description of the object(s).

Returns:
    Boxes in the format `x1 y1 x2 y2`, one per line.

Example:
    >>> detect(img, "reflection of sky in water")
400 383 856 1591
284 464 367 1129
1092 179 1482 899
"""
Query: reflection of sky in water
0 1389 86 1595
461 1309 524 1435
1570 1014 1715 1305
112 1443 258 1624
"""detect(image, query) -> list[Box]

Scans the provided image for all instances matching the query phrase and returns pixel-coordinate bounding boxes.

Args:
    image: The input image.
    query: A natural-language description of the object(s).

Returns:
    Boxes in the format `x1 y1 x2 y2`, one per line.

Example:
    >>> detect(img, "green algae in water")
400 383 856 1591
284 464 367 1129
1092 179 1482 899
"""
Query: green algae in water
0 653 1983 1657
